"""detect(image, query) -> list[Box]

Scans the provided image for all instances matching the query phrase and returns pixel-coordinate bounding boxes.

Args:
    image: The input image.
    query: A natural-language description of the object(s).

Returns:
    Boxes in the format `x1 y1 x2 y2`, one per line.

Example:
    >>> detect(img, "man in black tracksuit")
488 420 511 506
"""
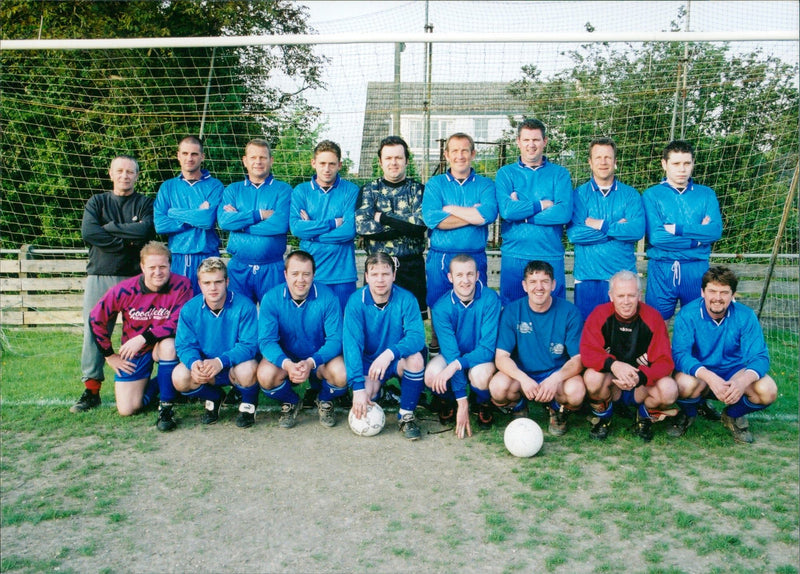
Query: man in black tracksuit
71 155 155 413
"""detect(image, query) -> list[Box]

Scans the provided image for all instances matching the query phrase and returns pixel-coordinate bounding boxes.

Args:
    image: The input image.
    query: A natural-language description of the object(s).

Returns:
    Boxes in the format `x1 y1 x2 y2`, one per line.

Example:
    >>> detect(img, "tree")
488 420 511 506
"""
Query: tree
270 102 321 187
1 0 324 248
507 26 798 253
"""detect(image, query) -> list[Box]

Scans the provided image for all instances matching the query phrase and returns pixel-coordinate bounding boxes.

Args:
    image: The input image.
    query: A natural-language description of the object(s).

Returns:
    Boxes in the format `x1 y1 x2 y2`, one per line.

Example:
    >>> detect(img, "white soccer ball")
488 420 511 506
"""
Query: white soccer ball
348 403 386 437
504 418 544 457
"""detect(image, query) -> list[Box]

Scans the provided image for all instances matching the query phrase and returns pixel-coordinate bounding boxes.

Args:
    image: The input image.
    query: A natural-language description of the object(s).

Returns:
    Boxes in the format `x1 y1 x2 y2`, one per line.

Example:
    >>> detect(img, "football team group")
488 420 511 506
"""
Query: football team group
71 119 777 444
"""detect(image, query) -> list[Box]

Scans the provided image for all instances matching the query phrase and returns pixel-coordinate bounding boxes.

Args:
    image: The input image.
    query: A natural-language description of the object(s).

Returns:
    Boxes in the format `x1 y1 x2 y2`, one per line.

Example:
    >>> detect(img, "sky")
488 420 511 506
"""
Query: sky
296 1 798 171
304 1 410 23
302 1 799 33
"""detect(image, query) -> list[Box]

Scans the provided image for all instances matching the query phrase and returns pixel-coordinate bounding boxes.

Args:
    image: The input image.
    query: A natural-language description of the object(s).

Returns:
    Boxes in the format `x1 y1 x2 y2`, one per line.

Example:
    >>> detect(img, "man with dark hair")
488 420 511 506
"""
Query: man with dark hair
580 270 678 441
669 266 777 443
495 118 573 305
257 250 348 429
344 252 426 440
172 257 259 429
72 155 155 413
422 132 497 351
218 138 292 303
489 260 584 435
87 242 192 430
356 135 428 318
154 135 223 295
425 254 500 437
290 140 360 311
643 140 722 320
567 137 645 320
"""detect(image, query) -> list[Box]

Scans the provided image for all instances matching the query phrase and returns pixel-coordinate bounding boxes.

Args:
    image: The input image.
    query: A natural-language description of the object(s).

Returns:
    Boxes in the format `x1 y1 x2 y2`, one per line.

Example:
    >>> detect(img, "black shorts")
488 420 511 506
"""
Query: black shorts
394 254 428 320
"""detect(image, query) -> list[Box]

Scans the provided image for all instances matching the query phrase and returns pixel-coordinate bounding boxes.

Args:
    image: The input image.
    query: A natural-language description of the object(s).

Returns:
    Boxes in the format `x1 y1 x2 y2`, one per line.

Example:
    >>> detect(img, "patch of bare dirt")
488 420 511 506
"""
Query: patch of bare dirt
2 406 798 573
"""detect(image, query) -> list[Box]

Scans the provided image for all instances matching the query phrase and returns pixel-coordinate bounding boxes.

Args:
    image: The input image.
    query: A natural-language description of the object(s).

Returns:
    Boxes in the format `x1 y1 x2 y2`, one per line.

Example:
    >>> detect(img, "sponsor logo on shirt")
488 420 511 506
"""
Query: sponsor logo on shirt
128 307 172 321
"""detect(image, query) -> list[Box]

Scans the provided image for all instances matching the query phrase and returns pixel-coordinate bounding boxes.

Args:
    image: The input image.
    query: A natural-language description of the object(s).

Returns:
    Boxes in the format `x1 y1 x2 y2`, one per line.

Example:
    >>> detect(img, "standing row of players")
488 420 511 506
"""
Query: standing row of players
72 118 774 442
84 242 775 444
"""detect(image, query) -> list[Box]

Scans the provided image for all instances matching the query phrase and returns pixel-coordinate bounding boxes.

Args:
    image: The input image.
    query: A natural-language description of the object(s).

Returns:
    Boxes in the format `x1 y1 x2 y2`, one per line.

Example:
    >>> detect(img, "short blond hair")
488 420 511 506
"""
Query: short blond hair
140 241 171 264
197 257 228 279
449 253 476 272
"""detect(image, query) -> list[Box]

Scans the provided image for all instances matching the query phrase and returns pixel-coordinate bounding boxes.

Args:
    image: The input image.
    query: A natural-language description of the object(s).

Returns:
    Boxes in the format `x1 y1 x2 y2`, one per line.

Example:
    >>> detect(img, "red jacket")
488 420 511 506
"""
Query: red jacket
580 301 674 387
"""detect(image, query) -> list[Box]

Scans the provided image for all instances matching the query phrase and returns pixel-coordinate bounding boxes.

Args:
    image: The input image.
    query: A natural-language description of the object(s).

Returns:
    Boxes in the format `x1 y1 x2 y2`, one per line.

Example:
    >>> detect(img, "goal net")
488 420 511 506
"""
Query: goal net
1 1 797 385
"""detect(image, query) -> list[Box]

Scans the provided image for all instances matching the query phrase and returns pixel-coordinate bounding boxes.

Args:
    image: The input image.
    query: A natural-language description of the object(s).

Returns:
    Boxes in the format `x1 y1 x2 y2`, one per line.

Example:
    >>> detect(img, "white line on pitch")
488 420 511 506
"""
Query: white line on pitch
0 399 797 422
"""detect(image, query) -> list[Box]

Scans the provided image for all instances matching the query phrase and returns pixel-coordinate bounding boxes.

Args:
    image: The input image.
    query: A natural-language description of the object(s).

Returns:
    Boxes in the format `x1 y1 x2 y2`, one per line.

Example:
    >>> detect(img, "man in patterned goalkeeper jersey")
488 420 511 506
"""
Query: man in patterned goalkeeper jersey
356 135 427 319
89 242 192 430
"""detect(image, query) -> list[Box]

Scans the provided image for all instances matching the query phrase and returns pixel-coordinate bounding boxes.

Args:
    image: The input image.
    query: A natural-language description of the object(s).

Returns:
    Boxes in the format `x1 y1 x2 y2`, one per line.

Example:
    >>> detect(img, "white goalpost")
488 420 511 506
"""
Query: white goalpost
1 8 797 373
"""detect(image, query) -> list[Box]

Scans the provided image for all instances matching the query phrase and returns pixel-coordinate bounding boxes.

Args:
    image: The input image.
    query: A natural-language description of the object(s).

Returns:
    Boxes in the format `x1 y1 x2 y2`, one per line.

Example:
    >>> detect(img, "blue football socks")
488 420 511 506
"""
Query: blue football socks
234 382 259 407
677 396 702 418
318 379 347 401
469 385 491 405
261 380 299 404
725 396 767 418
156 359 179 403
142 377 159 406
399 368 425 413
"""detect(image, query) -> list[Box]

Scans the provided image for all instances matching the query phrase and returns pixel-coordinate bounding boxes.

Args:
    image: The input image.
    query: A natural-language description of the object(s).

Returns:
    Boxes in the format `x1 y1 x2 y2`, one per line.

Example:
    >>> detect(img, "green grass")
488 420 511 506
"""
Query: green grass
0 556 62 572
466 364 799 572
389 547 414 558
484 508 515 543
1 328 798 573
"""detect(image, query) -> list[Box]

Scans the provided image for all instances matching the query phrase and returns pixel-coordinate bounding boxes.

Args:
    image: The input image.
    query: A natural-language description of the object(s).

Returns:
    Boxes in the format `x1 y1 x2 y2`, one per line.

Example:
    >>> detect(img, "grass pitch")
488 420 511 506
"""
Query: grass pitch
1 328 798 573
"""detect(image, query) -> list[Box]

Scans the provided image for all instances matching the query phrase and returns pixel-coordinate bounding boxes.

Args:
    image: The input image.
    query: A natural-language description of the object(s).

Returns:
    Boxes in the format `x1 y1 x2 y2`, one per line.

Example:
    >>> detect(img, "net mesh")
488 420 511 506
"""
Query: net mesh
0 1 797 374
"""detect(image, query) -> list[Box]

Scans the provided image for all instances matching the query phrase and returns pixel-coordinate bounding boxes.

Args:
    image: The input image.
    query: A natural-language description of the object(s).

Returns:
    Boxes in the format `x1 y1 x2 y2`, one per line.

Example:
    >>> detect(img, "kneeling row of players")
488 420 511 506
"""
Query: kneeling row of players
79 243 776 446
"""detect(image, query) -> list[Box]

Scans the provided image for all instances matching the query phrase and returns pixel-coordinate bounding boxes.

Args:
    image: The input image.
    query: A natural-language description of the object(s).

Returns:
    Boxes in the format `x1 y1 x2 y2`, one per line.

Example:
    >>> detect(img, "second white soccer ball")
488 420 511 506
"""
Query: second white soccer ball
348 403 386 437
504 418 544 457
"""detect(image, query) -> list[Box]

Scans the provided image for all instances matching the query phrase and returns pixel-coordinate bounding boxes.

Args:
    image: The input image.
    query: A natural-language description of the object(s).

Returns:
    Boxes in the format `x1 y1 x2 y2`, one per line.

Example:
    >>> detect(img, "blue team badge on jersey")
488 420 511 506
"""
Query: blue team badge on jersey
550 343 565 356
518 322 533 334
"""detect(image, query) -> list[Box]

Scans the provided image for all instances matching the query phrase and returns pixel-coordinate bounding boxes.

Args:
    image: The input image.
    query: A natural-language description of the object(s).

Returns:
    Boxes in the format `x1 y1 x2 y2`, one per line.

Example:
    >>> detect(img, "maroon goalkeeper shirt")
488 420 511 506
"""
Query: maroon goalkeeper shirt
90 273 192 358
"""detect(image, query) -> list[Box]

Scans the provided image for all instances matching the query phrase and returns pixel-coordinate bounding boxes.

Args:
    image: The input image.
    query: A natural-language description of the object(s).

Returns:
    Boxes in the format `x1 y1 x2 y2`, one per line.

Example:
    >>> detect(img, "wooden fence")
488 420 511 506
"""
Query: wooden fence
1 246 797 328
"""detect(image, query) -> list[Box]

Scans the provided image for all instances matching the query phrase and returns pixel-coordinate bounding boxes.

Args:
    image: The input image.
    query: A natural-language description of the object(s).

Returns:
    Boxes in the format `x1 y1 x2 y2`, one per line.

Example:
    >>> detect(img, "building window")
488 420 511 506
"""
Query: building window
474 118 489 142
404 118 423 149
